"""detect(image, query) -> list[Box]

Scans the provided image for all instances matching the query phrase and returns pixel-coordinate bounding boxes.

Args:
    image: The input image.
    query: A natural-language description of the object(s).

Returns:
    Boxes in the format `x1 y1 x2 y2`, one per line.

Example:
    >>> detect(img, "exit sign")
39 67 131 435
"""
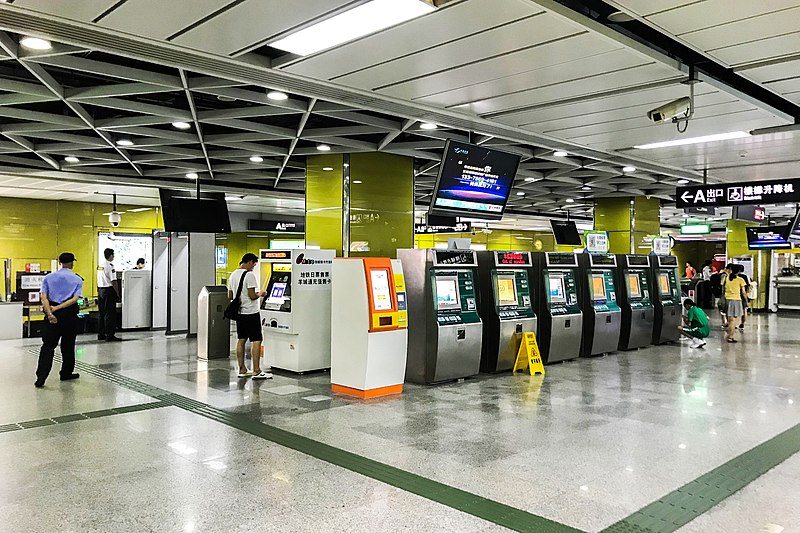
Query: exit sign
681 223 711 235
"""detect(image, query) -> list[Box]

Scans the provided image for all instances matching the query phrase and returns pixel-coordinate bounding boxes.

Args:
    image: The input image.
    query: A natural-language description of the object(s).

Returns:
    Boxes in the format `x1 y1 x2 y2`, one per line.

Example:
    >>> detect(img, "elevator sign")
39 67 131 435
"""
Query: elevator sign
676 178 800 208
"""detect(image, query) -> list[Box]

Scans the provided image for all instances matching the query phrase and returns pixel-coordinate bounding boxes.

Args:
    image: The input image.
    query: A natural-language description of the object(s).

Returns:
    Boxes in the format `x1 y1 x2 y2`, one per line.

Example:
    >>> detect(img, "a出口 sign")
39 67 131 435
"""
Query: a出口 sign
676 178 800 208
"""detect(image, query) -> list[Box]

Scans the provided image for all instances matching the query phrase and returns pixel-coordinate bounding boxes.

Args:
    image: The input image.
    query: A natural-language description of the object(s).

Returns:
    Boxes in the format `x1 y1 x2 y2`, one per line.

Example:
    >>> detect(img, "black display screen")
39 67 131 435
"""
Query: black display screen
159 189 231 233
433 250 477 266
626 255 650 267
429 140 520 220
784 210 800 244
546 253 578 267
589 254 616 267
550 220 582 245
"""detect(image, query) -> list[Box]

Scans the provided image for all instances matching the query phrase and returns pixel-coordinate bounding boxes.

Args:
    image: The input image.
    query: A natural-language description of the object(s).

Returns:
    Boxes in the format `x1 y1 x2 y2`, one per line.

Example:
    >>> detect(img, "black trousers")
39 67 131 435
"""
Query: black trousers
97 287 118 338
36 304 79 382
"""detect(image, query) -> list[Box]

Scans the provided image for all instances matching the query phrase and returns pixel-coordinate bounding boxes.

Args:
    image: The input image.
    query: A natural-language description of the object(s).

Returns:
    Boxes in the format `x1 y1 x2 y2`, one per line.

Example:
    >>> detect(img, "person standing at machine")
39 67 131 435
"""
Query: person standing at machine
97 248 121 342
684 261 697 279
678 298 709 349
701 260 713 281
228 253 272 380
35 252 83 388
723 263 747 343
134 258 145 270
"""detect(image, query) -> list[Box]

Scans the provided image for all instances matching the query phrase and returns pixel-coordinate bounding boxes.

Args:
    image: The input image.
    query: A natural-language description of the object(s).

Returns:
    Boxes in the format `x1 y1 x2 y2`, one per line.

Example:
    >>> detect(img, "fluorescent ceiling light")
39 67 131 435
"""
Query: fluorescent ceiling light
352 180 363 184
419 122 438 130
553 151 568 157
171 121 191 130
634 131 750 149
186 172 199 179
267 91 288 101
516 192 525 196
566 198 575 203
316 144 331 151
20 37 52 50
581 186 591 191
64 156 79 163
524 177 538 182
127 207 151 212
269 0 435 56
249 155 264 163
116 139 134 147
622 166 636 173
322 167 334 171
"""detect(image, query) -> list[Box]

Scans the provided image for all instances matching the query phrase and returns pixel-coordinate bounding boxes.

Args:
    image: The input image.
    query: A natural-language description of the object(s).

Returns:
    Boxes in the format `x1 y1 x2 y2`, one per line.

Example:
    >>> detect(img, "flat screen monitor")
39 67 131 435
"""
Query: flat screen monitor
435 277 461 310
548 275 566 303
370 269 393 311
496 274 517 306
591 274 606 301
627 274 642 299
550 220 582 246
746 226 791 249
266 282 288 306
658 273 671 296
429 139 520 220
159 189 232 233
784 210 800 244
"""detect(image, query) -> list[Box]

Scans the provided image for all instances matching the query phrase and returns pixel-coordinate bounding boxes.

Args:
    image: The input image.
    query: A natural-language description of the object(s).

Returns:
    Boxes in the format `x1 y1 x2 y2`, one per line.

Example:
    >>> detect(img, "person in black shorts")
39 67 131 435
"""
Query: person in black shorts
227 253 272 380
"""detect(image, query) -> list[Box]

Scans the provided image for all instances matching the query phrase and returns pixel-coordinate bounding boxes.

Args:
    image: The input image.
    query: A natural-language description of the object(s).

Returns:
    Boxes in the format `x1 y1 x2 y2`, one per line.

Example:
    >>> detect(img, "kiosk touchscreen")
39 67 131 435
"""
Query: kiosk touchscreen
614 254 655 350
398 249 483 384
651 255 681 344
331 258 408 398
577 254 621 357
258 249 335 372
533 253 584 364
476 251 537 372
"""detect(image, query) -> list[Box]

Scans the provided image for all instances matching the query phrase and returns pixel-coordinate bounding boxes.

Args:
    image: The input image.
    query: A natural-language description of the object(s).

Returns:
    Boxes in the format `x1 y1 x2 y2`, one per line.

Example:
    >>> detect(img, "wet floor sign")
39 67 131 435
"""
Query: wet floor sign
512 332 545 376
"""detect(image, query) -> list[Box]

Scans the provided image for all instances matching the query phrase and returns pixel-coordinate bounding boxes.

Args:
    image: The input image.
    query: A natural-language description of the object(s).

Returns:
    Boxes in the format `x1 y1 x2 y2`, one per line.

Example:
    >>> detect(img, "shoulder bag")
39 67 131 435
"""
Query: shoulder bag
223 271 247 320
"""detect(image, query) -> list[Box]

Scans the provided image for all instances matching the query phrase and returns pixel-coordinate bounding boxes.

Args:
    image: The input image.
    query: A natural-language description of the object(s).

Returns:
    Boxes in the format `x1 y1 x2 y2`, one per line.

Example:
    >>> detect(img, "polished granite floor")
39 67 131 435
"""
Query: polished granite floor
1 313 799 532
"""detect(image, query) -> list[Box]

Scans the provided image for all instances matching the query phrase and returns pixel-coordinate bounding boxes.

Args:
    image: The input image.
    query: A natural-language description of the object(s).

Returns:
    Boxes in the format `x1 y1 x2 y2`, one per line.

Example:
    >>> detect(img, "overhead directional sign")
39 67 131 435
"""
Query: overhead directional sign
676 178 800 208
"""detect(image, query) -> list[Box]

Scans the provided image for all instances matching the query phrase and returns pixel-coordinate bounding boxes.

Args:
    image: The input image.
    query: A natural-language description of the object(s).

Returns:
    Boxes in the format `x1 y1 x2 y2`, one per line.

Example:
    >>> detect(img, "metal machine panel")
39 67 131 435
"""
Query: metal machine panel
197 286 230 360
547 313 583 363
592 311 621 354
431 322 483 382
121 270 152 329
496 317 537 370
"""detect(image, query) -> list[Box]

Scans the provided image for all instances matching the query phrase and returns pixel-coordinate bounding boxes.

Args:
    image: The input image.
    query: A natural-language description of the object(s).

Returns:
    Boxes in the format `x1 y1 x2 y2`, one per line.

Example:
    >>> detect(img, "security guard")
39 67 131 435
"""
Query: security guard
97 247 122 342
36 252 83 388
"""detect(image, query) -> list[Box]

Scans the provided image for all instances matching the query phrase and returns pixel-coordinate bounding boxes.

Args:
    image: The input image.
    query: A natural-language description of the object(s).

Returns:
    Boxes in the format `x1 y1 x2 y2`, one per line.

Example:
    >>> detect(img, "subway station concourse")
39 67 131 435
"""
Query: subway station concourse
1 2 800 532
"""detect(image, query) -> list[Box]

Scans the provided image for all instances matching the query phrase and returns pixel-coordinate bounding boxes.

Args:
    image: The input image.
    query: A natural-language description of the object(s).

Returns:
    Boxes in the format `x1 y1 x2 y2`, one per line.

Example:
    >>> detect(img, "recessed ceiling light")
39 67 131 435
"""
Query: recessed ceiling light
566 198 575 203
64 156 79 163
516 192 526 196
634 131 751 149
581 186 592 191
249 155 264 163
677 179 690 185
524 177 537 182
171 121 191 130
116 139 134 147
419 122 438 130
316 144 331 151
267 91 288 101
186 172 199 179
269 0 435 56
622 166 636 173
322 167 334 171
608 10 635 22
553 150 568 157
20 37 52 50
352 180 362 184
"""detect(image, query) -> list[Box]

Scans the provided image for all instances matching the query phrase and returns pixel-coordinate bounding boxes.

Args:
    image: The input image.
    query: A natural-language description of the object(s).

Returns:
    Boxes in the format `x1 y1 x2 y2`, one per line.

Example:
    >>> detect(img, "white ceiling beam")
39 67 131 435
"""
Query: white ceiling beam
66 82 175 99
0 93 58 105
204 132 287 144
191 86 307 112
0 106 85 126
301 125 388 138
197 106 300 120
127 144 205 157
48 150 127 162
70 96 193 121
0 133 58 169
384 140 445 151
23 54 182 88
378 118 415 151
0 78 53 96
18 42 88 58
94 125 197 143
132 153 199 163
200 118 296 139
308 136 377 151
276 98 315 187
206 140 288 157
316 110 401 130
179 69 214 179
0 154 56 169
0 122 85 134
187 76 249 89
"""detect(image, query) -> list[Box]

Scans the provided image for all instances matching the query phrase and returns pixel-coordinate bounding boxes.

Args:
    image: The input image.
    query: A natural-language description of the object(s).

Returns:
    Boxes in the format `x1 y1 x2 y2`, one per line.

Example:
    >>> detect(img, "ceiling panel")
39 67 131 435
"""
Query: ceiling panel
645 0 798 36
676 7 800 54
98 0 225 40
739 58 800 85
12 0 119 21
284 0 539 80
709 32 800 68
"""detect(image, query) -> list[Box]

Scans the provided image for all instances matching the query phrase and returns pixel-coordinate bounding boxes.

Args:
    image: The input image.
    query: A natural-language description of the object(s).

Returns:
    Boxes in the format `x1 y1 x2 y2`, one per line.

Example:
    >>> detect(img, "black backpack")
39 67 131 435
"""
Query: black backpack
223 271 247 320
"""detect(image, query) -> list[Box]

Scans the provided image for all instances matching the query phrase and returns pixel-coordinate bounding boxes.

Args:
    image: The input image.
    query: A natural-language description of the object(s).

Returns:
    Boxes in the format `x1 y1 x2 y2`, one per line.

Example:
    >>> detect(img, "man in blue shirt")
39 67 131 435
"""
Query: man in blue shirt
35 252 84 388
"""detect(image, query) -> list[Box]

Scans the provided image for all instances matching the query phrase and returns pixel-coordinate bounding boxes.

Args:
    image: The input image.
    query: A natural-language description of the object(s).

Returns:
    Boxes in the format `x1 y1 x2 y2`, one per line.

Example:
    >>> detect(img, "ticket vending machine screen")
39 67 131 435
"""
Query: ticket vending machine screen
627 274 642 299
262 268 291 311
548 275 566 304
591 274 607 301
266 282 287 305
435 277 461 310
658 273 671 296
370 269 393 311
496 274 517 306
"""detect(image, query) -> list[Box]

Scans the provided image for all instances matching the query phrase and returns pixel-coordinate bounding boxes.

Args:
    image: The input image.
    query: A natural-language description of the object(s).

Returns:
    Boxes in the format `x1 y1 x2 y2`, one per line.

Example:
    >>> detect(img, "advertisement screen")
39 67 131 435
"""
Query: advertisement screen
746 226 791 249
266 282 287 305
627 274 642 299
435 278 461 310
370 269 393 311
430 140 520 220
591 274 607 301
496 275 517 306
548 275 566 303
658 274 671 296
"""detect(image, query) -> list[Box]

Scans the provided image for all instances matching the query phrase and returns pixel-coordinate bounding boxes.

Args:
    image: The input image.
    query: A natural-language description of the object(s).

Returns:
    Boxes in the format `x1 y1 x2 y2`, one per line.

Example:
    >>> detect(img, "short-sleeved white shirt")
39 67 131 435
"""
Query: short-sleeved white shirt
227 268 259 314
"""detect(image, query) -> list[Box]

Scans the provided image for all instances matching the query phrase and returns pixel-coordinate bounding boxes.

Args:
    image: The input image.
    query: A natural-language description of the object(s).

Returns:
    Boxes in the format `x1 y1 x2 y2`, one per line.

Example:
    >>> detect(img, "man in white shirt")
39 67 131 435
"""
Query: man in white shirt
97 248 121 342
227 253 272 380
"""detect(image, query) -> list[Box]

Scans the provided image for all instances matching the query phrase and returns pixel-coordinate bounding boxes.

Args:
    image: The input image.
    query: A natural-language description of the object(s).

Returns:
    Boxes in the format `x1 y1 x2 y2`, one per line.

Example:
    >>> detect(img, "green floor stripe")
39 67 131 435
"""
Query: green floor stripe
0 401 168 434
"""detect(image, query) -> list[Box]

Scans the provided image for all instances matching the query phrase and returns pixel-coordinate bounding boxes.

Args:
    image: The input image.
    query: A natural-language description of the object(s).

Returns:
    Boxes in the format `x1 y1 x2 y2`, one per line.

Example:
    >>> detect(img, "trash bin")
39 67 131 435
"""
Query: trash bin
198 286 230 360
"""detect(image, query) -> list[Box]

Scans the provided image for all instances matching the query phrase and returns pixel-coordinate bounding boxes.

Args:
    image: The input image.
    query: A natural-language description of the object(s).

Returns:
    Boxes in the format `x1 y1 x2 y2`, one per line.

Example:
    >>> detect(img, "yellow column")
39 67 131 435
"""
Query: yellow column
594 197 660 254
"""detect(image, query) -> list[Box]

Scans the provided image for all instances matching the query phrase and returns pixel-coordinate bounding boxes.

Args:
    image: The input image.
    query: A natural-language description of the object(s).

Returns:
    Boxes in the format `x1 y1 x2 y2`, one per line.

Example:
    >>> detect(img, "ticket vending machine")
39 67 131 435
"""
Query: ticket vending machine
577 254 622 357
331 258 408 398
476 251 537 372
397 249 483 384
615 255 655 350
651 255 681 344
259 249 335 372
533 252 584 364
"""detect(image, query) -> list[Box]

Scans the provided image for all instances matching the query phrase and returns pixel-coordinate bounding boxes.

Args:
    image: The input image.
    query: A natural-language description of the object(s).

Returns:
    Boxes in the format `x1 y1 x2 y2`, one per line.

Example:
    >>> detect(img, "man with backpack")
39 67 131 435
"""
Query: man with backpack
227 253 272 380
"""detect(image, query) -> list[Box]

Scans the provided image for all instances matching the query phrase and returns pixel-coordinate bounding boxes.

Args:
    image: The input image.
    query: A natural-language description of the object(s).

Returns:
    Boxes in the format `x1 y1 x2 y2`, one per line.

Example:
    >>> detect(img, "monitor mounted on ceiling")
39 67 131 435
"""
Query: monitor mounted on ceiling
428 139 521 221
783 209 800 245
159 189 232 233
746 225 791 250
550 220 582 246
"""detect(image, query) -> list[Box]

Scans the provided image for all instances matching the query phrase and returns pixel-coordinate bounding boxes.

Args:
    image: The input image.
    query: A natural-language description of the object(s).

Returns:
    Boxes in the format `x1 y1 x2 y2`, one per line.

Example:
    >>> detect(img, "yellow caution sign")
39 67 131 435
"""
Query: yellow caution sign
513 332 545 376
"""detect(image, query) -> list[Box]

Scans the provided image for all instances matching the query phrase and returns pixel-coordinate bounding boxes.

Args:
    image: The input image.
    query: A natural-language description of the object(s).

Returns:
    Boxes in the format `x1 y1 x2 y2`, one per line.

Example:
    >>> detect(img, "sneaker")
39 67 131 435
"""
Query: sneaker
34 380 45 388
252 371 273 380
690 339 706 349
237 370 252 378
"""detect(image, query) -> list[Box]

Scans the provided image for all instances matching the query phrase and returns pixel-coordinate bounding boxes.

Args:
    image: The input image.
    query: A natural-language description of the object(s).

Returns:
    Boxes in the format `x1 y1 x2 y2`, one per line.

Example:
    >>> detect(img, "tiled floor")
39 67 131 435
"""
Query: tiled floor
1 312 798 532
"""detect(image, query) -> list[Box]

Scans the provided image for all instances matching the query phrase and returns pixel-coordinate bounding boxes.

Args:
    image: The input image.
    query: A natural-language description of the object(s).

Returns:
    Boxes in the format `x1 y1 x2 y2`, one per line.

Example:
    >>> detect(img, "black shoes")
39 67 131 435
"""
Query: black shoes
97 335 105 341
60 373 80 381
34 380 45 388
106 336 122 342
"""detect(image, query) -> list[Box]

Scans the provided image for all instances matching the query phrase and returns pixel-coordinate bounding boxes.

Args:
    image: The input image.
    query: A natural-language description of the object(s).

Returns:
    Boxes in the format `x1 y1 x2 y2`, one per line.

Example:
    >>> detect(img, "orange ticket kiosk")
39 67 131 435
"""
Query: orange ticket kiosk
330 258 408 398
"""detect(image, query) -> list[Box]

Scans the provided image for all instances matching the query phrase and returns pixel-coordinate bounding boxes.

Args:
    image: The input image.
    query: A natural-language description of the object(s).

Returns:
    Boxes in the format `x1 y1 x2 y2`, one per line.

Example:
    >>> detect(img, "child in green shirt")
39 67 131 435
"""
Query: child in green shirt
679 298 709 348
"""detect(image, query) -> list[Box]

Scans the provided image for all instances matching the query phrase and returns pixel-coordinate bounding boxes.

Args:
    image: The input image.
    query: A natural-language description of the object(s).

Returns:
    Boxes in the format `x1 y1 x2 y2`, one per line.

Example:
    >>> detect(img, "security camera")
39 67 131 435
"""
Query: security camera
108 211 121 228
647 97 691 124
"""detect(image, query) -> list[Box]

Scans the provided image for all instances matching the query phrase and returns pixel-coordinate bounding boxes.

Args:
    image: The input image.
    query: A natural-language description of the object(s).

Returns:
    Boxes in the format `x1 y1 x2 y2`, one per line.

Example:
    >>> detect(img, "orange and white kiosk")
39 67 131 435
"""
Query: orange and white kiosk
330 258 408 398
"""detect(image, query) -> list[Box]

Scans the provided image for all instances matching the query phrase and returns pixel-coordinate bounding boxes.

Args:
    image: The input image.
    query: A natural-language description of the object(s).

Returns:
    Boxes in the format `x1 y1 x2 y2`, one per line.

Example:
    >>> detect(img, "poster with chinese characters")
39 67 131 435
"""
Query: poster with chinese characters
293 252 333 292
676 179 800 208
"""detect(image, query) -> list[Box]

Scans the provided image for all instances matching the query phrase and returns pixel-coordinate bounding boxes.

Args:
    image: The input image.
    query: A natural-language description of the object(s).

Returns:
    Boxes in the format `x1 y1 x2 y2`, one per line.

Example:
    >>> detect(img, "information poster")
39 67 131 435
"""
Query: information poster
585 231 609 254
652 237 671 256
98 232 152 271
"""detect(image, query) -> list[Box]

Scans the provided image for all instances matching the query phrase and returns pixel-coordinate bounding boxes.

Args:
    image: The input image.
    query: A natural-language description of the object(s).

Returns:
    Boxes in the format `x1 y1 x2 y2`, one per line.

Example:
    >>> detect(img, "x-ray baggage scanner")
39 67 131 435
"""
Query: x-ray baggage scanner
651 255 681 344
533 252 584 364
578 253 621 357
259 249 335 372
615 255 655 350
